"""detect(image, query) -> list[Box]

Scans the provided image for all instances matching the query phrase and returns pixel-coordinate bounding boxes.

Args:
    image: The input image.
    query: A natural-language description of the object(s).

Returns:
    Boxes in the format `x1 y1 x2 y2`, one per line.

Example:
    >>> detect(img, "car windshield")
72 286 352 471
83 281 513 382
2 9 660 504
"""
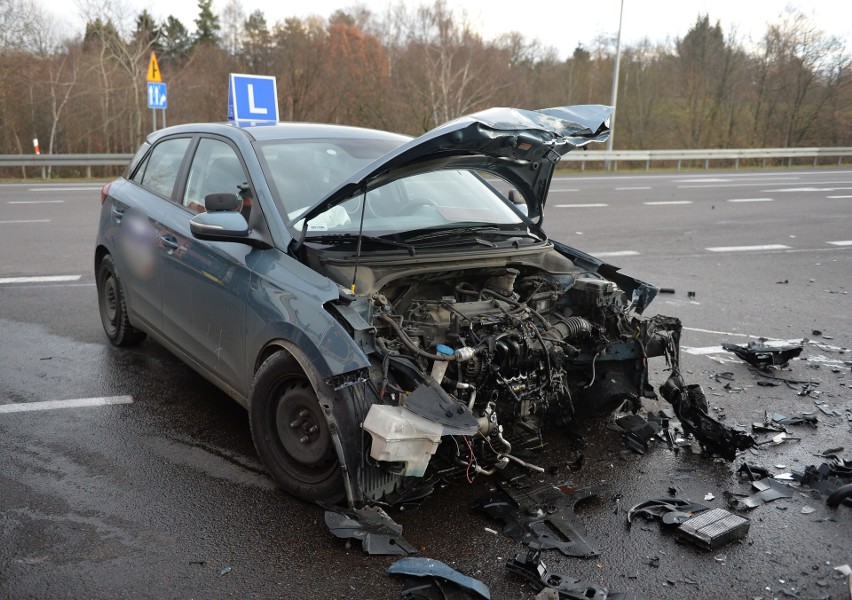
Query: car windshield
257 138 400 220
256 138 524 236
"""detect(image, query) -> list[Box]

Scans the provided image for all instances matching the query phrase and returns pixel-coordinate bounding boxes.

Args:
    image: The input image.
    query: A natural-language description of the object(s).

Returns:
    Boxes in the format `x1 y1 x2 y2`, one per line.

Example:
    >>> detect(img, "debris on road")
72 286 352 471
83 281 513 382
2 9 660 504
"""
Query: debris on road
506 549 649 600
388 557 491 599
627 498 709 525
324 505 417 556
473 483 602 558
721 340 804 369
677 508 750 550
740 478 794 509
615 413 663 454
626 498 749 550
796 458 852 508
659 375 755 460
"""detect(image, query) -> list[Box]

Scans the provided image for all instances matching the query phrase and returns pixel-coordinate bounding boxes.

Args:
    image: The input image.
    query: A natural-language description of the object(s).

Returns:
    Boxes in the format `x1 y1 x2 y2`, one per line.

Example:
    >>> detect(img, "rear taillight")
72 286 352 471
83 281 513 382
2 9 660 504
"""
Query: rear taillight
100 181 112 205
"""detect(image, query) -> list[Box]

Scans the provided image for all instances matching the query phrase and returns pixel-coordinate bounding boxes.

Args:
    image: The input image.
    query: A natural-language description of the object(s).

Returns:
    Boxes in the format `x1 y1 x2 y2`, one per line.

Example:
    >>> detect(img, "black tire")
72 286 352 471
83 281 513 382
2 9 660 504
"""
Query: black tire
96 254 147 346
249 351 344 502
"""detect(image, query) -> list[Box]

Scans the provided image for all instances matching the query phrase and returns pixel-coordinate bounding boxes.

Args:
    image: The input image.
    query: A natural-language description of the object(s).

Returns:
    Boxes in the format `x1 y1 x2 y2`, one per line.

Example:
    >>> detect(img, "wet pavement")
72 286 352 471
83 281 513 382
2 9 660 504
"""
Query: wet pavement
1 175 851 599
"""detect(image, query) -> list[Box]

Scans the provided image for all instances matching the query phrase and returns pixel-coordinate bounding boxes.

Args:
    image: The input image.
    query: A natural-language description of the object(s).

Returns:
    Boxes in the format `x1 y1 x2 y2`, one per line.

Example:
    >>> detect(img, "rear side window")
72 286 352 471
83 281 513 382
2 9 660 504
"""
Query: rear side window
134 137 191 199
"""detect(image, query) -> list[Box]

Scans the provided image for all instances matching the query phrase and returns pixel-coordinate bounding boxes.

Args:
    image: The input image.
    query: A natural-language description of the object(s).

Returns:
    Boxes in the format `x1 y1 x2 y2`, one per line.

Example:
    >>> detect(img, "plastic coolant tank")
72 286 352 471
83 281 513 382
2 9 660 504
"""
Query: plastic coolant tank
362 405 443 477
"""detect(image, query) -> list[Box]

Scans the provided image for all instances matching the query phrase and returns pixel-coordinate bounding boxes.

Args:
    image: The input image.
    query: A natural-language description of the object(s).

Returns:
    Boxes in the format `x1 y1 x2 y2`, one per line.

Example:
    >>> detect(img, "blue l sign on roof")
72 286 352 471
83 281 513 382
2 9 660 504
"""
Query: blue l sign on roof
147 82 167 109
228 74 278 126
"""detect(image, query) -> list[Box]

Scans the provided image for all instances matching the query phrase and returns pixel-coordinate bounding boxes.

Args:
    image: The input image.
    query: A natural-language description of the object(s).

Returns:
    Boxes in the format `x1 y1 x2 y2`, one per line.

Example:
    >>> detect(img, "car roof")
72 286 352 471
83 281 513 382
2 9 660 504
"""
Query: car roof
146 122 410 144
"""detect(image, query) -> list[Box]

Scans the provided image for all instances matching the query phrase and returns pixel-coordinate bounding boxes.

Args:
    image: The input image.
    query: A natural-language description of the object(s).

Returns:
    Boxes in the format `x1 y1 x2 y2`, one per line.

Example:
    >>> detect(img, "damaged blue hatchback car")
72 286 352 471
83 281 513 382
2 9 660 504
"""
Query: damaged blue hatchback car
96 105 706 507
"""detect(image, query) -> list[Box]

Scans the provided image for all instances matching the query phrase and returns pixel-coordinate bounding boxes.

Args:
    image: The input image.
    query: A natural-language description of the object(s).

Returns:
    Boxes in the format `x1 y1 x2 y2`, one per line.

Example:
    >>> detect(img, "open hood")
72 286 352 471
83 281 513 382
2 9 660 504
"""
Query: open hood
296 105 612 228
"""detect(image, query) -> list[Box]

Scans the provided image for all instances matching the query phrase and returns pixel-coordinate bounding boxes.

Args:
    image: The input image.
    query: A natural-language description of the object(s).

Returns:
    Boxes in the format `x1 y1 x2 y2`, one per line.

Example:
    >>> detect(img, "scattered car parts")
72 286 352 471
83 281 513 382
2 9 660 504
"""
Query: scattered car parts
740 478 794 509
627 497 749 550
473 482 602 557
506 549 649 600
388 557 491 600
659 376 755 460
721 340 804 369
324 505 417 555
677 508 750 550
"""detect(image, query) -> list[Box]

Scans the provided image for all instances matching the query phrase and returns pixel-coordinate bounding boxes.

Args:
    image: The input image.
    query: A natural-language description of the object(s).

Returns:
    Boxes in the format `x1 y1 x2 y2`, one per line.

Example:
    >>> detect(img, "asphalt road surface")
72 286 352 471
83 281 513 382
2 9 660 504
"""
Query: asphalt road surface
1 169 850 599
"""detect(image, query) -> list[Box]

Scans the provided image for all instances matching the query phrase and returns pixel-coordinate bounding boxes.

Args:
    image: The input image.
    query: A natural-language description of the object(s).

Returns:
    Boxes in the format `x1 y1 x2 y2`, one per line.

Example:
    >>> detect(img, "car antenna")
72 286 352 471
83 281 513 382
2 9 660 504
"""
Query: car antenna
350 185 368 294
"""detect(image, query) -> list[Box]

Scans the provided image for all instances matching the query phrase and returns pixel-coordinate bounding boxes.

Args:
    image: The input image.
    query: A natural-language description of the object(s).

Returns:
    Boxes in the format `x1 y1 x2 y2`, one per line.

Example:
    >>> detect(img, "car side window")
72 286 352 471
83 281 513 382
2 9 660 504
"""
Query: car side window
137 137 190 199
183 138 252 219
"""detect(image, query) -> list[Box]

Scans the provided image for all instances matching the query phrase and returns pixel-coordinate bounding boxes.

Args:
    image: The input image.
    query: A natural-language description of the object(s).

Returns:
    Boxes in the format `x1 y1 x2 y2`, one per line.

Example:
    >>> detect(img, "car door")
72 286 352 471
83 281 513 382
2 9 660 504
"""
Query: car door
114 136 192 333
158 136 256 394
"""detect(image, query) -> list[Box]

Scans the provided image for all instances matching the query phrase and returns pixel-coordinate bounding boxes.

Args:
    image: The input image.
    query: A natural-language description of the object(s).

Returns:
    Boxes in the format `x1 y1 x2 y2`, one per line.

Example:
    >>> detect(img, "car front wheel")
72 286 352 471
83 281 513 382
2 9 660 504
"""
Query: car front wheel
96 254 146 346
249 351 344 502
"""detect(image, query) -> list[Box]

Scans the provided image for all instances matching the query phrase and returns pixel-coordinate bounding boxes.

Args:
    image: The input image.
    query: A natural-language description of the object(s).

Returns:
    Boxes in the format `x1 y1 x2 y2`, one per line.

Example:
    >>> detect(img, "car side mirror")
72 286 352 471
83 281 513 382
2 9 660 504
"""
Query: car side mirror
190 210 272 249
205 192 242 212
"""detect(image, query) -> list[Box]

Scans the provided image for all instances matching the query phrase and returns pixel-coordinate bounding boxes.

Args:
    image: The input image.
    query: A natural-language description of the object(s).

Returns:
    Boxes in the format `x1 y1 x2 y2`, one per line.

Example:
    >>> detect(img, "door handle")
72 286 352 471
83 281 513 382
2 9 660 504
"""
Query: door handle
111 205 125 223
160 234 179 253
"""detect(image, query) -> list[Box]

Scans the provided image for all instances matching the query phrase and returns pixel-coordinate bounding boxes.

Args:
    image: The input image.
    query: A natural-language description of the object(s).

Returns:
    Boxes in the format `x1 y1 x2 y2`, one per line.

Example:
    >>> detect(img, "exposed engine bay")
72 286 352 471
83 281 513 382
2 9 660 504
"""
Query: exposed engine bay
310 242 714 505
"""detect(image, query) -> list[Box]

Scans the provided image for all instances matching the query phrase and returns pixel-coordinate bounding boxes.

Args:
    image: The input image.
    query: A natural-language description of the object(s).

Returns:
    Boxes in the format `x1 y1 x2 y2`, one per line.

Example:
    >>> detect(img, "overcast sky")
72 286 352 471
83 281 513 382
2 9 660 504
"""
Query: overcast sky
54 0 852 58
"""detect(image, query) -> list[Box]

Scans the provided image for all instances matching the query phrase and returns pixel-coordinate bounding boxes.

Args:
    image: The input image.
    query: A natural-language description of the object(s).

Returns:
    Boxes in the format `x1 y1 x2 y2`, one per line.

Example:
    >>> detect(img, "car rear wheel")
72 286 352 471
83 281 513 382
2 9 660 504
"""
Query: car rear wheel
96 254 146 346
249 351 344 502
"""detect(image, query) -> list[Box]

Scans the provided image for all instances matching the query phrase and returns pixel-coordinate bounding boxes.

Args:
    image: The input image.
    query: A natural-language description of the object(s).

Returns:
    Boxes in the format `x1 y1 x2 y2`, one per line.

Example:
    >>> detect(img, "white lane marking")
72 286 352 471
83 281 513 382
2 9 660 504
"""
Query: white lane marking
827 240 852 246
0 275 81 284
615 186 651 191
680 178 730 183
550 188 580 192
679 179 852 189
27 187 102 192
684 327 756 338
727 198 774 203
9 200 65 204
554 203 608 208
0 396 133 414
769 187 852 192
644 200 692 205
827 195 852 199
591 250 640 257
550 170 852 183
0 219 50 224
706 244 791 252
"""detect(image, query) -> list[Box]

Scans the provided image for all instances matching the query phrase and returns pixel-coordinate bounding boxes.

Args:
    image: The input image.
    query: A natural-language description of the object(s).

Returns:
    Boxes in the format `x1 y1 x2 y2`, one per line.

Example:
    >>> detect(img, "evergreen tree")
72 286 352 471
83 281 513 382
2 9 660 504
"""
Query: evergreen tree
194 0 220 47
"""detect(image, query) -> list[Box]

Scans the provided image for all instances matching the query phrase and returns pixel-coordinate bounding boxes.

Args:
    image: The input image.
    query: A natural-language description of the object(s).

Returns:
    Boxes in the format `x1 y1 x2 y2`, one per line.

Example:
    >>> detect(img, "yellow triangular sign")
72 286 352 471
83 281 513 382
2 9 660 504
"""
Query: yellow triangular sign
147 52 162 82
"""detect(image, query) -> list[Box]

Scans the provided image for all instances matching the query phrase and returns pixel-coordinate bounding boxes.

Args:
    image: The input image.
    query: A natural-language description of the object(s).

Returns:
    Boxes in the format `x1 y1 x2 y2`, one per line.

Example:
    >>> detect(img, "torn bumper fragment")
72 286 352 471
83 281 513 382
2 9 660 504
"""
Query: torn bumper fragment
659 375 755 460
722 340 804 369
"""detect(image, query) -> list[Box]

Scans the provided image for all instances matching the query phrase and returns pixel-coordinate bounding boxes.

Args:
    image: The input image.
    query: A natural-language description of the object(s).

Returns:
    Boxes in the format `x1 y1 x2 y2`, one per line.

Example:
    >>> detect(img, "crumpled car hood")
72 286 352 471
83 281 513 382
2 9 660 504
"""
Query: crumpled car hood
296 104 612 227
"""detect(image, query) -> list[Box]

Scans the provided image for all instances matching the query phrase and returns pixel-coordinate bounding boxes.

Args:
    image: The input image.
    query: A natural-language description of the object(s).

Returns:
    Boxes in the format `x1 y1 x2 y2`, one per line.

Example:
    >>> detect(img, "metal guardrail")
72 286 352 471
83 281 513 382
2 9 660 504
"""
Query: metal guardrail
567 147 852 171
1 148 851 176
0 153 134 178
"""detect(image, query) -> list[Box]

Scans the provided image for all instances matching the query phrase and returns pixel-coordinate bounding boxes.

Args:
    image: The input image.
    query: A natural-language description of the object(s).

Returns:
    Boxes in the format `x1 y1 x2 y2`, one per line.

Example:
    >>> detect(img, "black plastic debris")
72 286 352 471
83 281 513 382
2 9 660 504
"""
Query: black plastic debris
473 483 602 558
615 413 663 454
828 485 852 508
659 376 756 461
324 505 417 555
627 498 749 549
506 549 650 600
755 412 818 433
659 288 676 294
737 463 772 481
627 498 709 525
677 508 750 550
388 557 491 600
797 459 852 508
740 478 794 509
721 340 803 369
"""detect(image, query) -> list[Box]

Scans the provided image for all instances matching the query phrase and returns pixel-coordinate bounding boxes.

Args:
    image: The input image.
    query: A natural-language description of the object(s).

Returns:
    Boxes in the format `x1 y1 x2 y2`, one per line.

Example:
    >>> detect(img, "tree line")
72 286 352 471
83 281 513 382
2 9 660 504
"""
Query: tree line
1 0 850 166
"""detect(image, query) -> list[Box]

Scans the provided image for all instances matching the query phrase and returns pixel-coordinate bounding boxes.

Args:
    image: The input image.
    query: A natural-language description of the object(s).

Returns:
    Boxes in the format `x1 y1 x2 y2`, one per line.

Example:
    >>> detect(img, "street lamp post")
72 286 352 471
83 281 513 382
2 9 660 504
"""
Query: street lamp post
605 0 625 170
